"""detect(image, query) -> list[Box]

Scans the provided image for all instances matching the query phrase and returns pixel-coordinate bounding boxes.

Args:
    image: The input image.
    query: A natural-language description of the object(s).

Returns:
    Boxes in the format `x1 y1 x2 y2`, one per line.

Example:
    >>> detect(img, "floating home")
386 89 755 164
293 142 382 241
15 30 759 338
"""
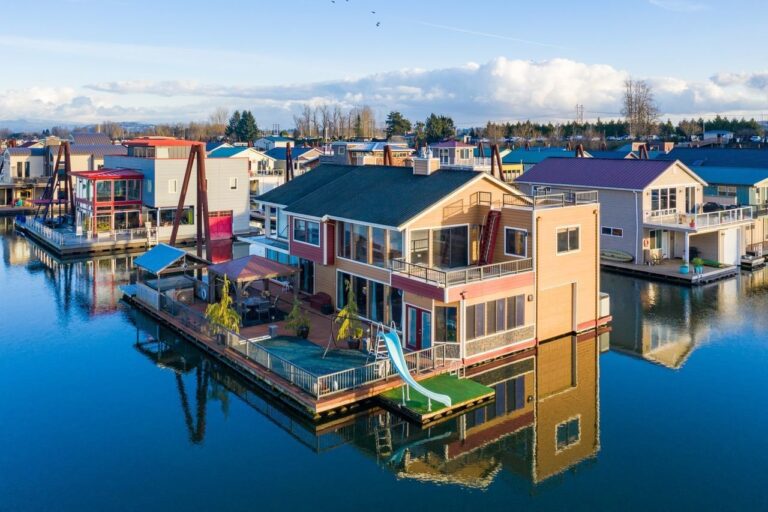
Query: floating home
16 137 251 257
123 152 611 420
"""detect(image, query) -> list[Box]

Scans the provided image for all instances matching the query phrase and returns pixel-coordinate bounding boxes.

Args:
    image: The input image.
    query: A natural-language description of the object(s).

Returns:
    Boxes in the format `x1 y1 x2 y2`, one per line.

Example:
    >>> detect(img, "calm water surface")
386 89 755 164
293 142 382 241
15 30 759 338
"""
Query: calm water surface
1 220 767 512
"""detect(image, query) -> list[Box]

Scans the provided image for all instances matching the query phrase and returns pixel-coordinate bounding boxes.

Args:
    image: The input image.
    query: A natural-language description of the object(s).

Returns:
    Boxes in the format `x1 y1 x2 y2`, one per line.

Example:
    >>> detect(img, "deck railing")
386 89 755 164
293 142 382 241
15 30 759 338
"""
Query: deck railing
154 293 452 400
21 217 157 247
645 207 753 228
391 257 533 287
503 189 598 209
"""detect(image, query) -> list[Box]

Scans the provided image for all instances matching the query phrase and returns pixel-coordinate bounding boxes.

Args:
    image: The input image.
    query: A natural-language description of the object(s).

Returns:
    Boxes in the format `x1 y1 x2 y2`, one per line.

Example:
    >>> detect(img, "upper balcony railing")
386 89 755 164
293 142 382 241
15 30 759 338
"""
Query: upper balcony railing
391 257 533 287
503 189 599 209
644 206 754 229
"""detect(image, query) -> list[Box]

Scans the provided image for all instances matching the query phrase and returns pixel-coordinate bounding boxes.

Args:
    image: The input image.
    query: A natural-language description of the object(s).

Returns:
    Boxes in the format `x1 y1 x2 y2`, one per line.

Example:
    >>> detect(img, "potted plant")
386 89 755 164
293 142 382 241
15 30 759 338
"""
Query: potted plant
336 284 363 350
679 262 690 274
692 257 704 274
205 275 240 345
285 297 311 339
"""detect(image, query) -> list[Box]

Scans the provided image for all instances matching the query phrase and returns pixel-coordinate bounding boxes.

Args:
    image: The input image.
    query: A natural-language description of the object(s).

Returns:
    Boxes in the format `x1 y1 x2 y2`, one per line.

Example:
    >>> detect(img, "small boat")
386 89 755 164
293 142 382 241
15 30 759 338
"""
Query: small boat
741 253 765 270
601 249 634 263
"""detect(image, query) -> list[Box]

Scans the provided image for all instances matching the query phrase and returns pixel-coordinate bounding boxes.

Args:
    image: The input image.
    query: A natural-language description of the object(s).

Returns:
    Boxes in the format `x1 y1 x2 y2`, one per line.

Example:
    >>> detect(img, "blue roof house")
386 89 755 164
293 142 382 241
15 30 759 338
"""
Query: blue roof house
516 158 754 267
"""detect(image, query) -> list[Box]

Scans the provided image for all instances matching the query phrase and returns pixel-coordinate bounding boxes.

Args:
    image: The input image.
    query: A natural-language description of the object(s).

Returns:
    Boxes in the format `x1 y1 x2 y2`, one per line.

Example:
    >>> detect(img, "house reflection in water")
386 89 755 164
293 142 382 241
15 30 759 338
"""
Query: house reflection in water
131 301 601 489
603 271 743 369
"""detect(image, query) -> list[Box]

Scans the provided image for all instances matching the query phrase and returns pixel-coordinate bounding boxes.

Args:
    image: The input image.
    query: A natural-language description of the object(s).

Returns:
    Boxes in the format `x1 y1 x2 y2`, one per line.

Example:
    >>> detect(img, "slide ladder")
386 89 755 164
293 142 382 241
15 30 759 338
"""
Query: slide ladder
478 209 501 265
377 331 452 411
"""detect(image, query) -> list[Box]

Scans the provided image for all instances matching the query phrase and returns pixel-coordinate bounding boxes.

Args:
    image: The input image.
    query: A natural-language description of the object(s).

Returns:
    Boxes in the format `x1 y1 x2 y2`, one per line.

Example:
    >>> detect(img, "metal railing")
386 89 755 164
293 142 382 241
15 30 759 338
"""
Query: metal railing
21 217 157 248
154 293 452 400
316 343 451 398
645 207 753 228
391 257 533 287
503 189 598 209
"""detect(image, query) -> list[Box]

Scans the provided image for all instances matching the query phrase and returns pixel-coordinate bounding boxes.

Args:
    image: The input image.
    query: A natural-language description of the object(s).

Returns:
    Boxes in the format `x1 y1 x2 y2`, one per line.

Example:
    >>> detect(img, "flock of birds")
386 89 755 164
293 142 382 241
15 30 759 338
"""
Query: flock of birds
330 0 381 26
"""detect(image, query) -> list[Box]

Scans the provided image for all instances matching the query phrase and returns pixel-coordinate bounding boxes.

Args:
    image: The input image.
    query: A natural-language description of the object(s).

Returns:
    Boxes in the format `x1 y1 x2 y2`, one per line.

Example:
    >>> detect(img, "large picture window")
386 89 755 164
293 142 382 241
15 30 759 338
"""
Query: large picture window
293 218 320 245
96 180 112 202
388 230 403 265
353 224 369 263
651 187 677 211
336 271 402 328
432 225 468 269
372 227 386 266
504 228 527 257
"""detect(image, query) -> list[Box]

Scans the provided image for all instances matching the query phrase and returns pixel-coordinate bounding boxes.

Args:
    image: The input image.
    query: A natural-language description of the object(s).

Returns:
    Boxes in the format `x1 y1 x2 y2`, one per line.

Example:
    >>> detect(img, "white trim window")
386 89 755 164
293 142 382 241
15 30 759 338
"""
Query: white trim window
504 227 528 257
293 218 320 246
557 226 580 254
601 226 623 237
168 179 178 194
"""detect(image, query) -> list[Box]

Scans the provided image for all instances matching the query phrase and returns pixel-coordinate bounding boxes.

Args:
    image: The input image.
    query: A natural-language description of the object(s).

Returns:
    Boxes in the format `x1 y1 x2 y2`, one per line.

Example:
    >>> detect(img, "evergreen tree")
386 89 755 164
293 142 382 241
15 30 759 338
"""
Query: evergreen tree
225 111 241 141
236 110 258 142
424 113 456 143
384 111 412 138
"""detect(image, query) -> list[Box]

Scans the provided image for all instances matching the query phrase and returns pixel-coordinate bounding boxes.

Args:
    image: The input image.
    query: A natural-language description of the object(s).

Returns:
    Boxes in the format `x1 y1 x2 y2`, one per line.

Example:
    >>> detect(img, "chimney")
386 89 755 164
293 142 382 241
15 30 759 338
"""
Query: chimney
413 146 439 176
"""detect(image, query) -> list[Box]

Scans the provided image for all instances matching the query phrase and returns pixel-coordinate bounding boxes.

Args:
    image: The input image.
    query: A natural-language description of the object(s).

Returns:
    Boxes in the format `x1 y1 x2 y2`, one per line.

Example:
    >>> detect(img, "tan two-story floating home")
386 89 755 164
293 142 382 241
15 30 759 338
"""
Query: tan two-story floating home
254 152 609 365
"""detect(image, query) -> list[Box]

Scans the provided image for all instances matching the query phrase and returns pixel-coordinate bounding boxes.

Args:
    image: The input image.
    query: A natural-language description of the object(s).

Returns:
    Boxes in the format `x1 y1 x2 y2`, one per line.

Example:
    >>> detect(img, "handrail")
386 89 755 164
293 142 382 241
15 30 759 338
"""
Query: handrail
644 206 753 228
503 189 598 209
22 217 157 247
391 257 533 287
156 293 451 400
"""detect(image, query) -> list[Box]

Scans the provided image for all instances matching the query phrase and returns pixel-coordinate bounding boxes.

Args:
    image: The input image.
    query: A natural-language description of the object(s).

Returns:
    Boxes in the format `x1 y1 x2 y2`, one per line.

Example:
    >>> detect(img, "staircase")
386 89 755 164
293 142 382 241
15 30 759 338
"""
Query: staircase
478 209 501 265
34 172 59 221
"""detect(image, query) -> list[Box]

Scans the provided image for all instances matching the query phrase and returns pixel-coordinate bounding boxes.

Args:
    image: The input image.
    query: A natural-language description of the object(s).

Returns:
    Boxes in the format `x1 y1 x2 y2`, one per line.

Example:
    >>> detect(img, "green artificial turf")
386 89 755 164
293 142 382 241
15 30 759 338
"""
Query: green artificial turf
379 374 494 415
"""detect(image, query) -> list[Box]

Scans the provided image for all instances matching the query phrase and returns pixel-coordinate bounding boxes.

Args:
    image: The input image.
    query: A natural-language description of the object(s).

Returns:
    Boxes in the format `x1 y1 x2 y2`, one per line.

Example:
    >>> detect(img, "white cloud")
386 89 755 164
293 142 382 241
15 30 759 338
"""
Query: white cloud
3 57 768 126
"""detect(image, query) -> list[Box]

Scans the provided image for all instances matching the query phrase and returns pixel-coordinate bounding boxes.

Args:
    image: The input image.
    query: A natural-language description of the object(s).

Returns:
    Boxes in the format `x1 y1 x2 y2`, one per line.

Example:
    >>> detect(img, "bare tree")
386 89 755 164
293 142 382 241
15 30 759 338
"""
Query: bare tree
621 79 660 139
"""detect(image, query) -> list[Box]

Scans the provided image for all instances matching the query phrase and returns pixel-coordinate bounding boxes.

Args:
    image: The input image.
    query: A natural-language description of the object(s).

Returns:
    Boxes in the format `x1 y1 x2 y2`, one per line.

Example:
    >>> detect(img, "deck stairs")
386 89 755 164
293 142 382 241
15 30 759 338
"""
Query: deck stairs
34 172 60 221
478 209 501 265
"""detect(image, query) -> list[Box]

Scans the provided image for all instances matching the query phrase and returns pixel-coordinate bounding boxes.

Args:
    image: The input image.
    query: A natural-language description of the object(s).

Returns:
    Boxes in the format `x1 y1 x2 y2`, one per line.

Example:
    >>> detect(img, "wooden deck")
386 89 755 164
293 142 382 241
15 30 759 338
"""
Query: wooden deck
125 291 458 420
601 259 739 285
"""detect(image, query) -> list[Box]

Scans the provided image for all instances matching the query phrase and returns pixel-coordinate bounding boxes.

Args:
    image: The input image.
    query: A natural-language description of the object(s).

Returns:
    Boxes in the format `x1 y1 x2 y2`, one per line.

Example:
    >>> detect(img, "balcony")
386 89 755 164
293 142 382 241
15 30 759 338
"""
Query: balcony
503 190 599 209
644 207 754 230
391 258 533 288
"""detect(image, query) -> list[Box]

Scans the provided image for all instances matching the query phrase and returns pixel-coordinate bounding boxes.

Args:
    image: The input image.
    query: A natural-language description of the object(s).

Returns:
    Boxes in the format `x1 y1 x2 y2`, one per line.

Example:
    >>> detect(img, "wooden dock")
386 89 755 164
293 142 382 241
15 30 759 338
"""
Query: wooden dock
124 293 455 421
601 259 739 285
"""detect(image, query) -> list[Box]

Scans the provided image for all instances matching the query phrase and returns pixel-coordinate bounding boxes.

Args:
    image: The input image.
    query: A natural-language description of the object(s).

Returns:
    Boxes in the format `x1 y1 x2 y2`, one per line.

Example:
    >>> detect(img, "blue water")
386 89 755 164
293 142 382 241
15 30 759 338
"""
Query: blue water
1 223 767 512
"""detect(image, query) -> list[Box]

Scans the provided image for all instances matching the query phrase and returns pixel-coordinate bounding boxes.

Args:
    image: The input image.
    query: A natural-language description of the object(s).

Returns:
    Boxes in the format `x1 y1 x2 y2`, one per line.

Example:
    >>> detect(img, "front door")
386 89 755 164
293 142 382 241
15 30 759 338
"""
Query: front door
406 306 432 350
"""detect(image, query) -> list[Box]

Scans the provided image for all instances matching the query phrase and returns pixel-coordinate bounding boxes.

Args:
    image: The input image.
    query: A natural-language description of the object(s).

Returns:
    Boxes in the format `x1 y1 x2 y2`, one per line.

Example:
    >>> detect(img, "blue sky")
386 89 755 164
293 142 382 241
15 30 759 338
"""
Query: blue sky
2 0 767 127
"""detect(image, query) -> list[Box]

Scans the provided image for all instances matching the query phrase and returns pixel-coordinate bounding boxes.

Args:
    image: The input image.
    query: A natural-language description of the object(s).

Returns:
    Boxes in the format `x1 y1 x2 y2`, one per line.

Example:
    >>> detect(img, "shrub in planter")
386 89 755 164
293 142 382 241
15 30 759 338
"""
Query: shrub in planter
336 283 363 350
692 257 705 273
205 275 240 344
285 298 311 339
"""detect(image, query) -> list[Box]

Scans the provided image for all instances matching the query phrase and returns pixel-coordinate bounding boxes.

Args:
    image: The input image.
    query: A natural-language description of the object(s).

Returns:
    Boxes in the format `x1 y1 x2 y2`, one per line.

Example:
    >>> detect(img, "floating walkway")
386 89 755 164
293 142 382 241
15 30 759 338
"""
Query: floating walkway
601 260 739 285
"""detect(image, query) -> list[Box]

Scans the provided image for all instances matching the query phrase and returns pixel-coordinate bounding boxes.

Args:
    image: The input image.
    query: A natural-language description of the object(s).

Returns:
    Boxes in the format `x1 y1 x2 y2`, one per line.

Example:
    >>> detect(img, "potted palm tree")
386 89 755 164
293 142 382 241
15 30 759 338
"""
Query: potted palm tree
285 297 311 339
205 275 240 345
336 285 363 350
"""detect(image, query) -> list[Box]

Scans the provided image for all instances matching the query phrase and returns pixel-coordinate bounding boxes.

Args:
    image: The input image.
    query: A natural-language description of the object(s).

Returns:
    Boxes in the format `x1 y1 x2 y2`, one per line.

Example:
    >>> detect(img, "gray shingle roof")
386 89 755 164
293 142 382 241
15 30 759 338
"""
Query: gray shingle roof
256 164 358 207
516 157 680 190
72 133 112 145
70 144 127 157
257 164 482 227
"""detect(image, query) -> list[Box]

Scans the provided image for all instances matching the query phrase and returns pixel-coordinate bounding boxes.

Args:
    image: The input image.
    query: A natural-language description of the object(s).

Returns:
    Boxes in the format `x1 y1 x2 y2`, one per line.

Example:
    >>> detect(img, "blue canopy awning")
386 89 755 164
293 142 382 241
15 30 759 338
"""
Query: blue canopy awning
134 244 187 275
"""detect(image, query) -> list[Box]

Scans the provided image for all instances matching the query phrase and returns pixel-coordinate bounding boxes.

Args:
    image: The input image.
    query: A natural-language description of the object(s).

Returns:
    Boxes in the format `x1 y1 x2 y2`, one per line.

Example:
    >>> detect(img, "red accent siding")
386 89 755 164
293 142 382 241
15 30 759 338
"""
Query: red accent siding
445 271 534 302
391 274 445 301
325 221 335 265
289 216 324 264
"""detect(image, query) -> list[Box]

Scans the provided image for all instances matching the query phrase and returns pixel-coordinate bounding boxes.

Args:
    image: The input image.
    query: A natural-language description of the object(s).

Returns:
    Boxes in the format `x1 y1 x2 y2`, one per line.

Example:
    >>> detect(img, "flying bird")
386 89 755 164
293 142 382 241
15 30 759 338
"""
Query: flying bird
376 21 381 27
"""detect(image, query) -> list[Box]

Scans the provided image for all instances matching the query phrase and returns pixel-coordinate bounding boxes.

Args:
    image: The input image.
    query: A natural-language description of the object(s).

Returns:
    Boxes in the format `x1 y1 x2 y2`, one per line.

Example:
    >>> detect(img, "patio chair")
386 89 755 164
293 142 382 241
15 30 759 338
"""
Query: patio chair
254 301 270 322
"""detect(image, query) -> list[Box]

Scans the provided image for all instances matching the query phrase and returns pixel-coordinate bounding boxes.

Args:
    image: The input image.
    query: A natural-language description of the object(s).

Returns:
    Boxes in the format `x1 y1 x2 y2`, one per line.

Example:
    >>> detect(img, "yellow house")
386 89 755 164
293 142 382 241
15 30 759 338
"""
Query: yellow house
255 153 607 367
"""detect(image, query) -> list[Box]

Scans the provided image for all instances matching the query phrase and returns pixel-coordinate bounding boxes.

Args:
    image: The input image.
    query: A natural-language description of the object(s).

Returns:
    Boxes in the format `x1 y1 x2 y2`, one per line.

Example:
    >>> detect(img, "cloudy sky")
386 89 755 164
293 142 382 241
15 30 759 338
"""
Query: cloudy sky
2 0 768 127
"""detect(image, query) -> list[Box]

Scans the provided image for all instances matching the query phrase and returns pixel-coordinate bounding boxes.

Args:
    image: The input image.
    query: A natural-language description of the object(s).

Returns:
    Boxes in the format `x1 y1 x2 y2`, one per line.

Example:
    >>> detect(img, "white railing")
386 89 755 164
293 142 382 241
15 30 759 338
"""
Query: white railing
391 258 533 287
155 293 452 400
645 207 753 228
21 217 157 248
503 190 598 209
315 343 452 399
